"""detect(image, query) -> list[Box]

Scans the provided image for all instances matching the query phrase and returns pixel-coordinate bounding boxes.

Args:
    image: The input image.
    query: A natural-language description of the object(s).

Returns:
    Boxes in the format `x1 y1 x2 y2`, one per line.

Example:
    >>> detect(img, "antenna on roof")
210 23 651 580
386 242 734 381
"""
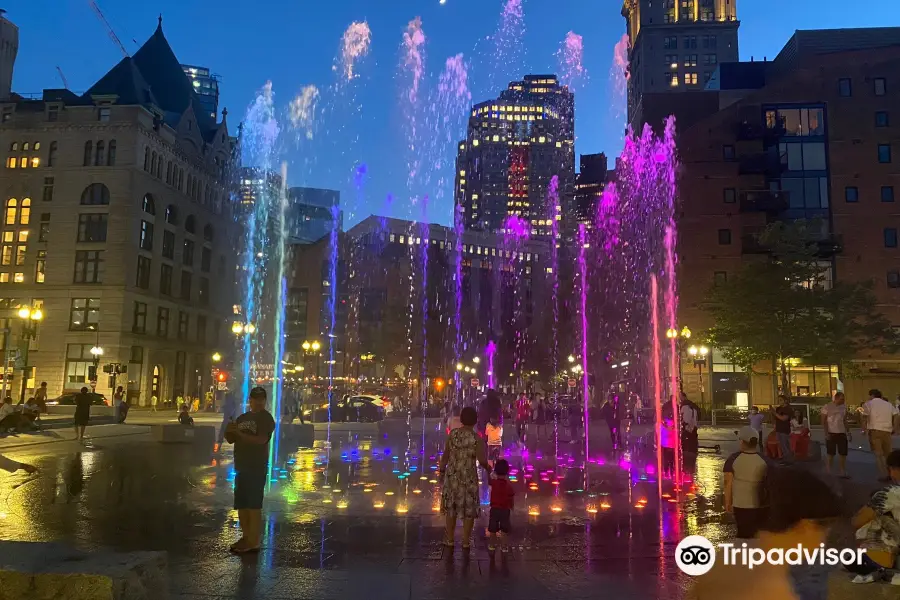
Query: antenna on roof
55 66 69 89
88 0 128 57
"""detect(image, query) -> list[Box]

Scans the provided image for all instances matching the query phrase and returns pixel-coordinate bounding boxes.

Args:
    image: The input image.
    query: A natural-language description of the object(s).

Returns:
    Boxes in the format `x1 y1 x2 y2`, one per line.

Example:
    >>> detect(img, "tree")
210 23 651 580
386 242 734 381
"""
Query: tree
705 220 897 395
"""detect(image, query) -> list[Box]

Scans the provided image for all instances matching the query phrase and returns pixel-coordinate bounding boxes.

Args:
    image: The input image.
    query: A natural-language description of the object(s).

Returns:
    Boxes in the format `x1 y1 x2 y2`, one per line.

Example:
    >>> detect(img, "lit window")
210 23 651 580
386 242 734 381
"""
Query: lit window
17 230 28 243
2 232 10 243
0 273 8 283
19 157 27 168
5 198 16 225
13 273 24 283
473 139 479 147
31 157 40 168
6 157 14 168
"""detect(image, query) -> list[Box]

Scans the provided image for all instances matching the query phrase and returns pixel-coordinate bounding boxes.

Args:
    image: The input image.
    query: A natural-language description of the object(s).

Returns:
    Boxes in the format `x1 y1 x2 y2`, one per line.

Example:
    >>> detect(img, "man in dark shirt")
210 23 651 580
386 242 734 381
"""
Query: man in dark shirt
74 386 92 443
224 386 275 553
773 394 793 463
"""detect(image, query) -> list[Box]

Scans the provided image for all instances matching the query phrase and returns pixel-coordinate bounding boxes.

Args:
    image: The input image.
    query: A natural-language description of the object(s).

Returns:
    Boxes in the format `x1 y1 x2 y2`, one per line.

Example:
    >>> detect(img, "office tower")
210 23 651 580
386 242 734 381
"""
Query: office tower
181 64 220 121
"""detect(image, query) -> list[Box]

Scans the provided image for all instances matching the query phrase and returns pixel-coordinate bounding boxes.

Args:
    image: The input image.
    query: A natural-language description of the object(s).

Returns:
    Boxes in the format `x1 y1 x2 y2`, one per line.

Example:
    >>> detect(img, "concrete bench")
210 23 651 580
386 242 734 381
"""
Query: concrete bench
0 541 166 600
277 423 314 448
150 423 215 446
47 405 115 417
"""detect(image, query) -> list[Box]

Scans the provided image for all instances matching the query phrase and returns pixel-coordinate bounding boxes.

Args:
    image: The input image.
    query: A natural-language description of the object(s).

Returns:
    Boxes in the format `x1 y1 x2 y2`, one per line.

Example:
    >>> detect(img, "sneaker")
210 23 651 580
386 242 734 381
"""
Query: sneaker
891 573 900 586
851 574 875 584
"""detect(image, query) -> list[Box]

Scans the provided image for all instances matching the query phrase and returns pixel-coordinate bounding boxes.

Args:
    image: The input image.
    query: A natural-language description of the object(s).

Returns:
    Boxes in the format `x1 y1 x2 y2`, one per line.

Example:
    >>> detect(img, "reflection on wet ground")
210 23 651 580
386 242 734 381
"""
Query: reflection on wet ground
0 423 734 599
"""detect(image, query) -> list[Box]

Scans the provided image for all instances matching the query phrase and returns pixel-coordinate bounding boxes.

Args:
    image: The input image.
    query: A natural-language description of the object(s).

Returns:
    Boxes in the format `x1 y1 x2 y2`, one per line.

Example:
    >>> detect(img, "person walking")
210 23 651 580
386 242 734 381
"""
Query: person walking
680 394 700 457
113 386 125 424
224 387 276 554
34 381 48 414
439 406 490 551
822 391 850 478
862 389 899 482
533 395 548 442
773 395 793 463
73 386 91 443
150 393 158 413
723 426 769 539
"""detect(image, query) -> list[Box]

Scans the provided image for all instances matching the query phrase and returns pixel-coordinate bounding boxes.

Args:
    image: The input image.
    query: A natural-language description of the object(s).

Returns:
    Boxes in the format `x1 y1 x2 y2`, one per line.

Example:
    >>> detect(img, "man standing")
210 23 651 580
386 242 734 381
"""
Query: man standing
773 395 793 463
862 389 899 482
723 426 769 539
821 391 850 478
680 393 700 456
73 386 91 443
224 386 275 553
34 382 48 414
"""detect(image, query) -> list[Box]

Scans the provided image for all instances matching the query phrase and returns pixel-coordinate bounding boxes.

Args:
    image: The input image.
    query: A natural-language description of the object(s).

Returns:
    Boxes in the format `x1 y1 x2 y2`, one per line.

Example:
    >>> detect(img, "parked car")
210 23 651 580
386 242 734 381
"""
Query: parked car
48 392 108 406
306 394 385 422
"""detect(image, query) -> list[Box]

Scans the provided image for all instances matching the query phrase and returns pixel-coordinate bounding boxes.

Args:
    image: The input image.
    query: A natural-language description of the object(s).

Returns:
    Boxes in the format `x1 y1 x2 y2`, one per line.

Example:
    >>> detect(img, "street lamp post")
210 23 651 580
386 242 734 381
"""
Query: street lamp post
14 306 42 403
666 326 692 393
688 345 710 407
89 344 104 393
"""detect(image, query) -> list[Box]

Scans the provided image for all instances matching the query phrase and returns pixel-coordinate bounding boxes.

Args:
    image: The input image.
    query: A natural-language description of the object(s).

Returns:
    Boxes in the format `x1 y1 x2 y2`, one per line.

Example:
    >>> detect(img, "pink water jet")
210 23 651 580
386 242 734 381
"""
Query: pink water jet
340 21 372 81
402 17 426 104
578 224 589 475
558 31 587 88
651 274 663 502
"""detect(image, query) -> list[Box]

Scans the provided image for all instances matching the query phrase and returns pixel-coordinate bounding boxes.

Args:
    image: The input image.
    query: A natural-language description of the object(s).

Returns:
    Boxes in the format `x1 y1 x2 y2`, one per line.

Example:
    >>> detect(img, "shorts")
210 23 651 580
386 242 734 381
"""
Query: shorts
488 444 502 462
488 507 511 533
74 412 90 426
868 430 893 458
825 432 848 456
733 506 766 539
234 471 267 510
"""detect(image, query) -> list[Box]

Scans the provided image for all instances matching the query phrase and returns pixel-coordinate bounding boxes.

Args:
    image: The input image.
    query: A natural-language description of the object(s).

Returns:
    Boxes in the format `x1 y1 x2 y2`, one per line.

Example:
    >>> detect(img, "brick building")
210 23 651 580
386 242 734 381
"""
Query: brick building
0 21 240 404
677 28 900 408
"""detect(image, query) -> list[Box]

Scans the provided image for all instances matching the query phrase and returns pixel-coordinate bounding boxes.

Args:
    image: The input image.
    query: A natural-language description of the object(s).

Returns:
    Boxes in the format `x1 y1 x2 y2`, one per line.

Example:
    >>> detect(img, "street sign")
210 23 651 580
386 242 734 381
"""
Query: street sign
567 378 576 388
217 381 227 391
470 378 480 387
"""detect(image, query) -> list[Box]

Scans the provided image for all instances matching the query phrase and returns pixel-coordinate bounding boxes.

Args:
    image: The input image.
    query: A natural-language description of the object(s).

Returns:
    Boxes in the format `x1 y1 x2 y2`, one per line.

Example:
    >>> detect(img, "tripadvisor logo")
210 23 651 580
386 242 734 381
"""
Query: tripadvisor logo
675 535 867 576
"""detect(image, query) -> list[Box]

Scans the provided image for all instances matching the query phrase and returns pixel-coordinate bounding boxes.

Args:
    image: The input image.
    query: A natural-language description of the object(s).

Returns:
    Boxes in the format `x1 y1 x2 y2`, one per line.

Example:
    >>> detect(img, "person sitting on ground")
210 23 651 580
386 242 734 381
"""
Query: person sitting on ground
689 468 842 599
20 397 40 430
0 396 20 433
847 449 900 585
178 403 194 427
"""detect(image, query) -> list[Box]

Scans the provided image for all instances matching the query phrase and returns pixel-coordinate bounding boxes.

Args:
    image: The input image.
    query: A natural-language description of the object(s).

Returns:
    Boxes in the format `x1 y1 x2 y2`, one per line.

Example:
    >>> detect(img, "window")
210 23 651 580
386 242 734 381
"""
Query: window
160 264 173 295
883 186 895 203
889 271 900 289
723 188 736 203
196 315 207 343
132 301 147 333
180 270 191 301
200 247 211 272
35 250 45 283
80 183 109 205
130 346 144 363
885 228 898 248
48 106 58 122
73 250 104 283
1 245 11 266
683 54 698 67
166 161 172 184
664 54 677 67
98 107 110 122
845 187 859 202
703 54 717 65
185 215 196 234
18 198 30 225
879 144 893 163
14 245 25 266
177 311 189 340
839 78 852 97
144 148 150 172
83 141 92 166
94 140 105 166
199 277 209 307
683 72 698 85
876 111 890 128
702 35 717 48
142 193 155 215
139 220 154 251
684 35 697 49
203 224 213 243
136 256 151 289
69 298 100 331
42 177 54 202
665 72 678 87
156 307 169 338
38 213 50 242
714 272 727 286
183 239 194 266
664 36 677 49
107 140 116 166
875 78 887 96
47 141 57 167
723 145 735 161
162 230 175 259
718 229 732 245
65 344 97 385
77 213 108 242
4 198 15 225
165 205 178 225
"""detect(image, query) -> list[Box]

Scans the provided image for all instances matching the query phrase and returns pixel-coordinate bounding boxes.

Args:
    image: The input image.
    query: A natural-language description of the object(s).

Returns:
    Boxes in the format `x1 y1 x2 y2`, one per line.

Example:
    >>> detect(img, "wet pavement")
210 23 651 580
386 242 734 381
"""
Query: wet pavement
0 421 865 599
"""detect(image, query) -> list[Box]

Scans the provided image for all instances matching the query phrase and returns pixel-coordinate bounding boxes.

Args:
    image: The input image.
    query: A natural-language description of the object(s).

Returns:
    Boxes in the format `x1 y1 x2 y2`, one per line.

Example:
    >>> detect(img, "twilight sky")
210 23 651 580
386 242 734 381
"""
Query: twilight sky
9 0 900 226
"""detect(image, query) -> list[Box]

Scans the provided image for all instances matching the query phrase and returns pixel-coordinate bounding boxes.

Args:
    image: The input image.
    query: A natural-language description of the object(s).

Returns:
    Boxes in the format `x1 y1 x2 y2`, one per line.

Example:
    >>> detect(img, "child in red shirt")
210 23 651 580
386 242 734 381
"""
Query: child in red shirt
488 459 515 552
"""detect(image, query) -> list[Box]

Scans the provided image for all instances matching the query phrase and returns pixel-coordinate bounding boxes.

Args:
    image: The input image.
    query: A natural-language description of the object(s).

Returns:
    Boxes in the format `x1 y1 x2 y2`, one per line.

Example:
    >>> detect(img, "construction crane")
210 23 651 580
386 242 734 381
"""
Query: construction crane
55 66 69 89
88 0 128 57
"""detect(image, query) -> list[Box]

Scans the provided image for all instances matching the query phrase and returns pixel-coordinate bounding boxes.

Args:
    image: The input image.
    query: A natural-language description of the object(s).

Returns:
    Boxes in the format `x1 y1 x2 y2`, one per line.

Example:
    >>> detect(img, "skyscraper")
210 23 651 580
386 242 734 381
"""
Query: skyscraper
181 65 220 121
574 153 609 230
454 75 575 237
0 10 18 101
623 0 739 128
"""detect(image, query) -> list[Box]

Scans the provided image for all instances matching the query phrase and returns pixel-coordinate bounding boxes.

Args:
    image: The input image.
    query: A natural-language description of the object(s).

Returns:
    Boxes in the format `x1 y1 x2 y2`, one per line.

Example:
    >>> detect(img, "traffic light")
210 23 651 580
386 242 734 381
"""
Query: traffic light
217 371 228 383
434 378 445 391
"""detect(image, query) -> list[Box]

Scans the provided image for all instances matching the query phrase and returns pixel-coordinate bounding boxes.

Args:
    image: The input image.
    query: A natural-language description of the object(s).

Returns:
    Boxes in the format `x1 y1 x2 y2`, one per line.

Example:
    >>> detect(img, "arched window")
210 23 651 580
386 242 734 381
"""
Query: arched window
5 199 16 225
203 224 214 243
107 140 116 166
80 183 110 205
19 198 30 225
9 142 17 151
22 142 29 151
186 174 192 196
83 141 93 166
144 148 150 171
177 168 183 190
185 215 196 234
151 151 157 174
142 193 156 215
95 140 105 166
166 161 172 184
47 141 58 167
156 155 163 178
165 204 178 225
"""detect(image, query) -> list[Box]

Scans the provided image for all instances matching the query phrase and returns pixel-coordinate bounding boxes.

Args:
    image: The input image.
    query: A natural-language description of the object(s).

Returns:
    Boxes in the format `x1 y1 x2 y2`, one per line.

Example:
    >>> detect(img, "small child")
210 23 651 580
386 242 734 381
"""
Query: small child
748 406 764 442
660 414 676 475
178 404 194 426
486 417 503 466
487 459 515 552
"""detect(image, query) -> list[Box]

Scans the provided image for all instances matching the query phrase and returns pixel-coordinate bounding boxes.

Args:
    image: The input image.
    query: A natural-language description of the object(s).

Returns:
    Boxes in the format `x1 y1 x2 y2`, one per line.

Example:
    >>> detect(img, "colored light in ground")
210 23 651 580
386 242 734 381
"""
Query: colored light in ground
337 500 348 509
433 504 440 511
600 502 611 510
397 505 409 514
386 491 395 496
529 484 539 491
428 479 437 484
364 488 373 493
413 489 422 494
528 507 540 516
551 505 563 513
634 503 645 509
587 506 598 514
323 485 331 489
333 489 341 493
323 498 333 504
420 476 428 480
374 501 385 509
551 481 560 486
638 497 647 504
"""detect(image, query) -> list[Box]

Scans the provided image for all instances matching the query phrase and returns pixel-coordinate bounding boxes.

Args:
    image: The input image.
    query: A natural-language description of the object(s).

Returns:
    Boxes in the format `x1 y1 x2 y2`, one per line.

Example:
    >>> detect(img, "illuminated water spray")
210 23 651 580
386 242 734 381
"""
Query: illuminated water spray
339 21 372 81
502 214 530 382
610 34 630 138
577 224 589 466
557 31 587 89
